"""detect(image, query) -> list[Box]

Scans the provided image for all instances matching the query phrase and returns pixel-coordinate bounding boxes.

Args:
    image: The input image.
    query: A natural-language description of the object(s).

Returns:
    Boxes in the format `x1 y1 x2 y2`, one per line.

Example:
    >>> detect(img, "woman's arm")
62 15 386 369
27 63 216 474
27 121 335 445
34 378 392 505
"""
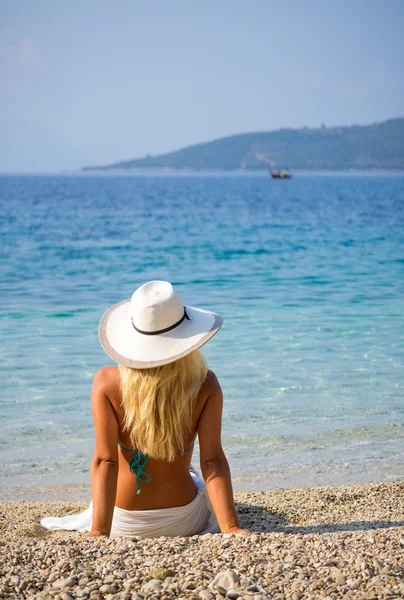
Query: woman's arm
198 372 249 534
89 368 119 537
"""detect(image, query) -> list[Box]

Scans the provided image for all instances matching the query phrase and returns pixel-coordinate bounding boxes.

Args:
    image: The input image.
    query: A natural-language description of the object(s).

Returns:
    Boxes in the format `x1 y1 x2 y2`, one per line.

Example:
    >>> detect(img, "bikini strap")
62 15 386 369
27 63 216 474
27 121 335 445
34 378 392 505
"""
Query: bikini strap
175 441 195 455
118 445 151 494
128 450 151 495
118 443 134 453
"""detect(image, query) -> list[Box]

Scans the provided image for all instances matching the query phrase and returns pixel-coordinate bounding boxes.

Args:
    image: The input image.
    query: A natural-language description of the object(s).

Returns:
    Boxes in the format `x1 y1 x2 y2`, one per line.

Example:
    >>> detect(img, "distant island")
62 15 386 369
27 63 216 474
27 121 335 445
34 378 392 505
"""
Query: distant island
82 117 404 172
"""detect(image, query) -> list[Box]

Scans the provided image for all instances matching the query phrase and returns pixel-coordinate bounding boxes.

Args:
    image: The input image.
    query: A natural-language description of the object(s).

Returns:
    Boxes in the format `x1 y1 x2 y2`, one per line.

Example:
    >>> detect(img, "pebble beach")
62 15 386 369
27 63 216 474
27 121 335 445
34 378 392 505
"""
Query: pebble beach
1 481 403 600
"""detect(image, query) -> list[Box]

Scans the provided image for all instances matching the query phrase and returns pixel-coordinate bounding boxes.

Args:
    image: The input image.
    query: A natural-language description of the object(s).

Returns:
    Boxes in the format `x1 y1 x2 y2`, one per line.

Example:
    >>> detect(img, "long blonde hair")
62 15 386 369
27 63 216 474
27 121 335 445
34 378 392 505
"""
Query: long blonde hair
119 350 208 461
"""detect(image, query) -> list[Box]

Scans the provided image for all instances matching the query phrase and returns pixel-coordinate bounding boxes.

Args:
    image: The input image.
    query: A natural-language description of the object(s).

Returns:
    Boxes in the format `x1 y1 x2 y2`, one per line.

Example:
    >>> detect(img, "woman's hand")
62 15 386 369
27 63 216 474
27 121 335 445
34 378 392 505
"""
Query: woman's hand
81 530 108 539
222 526 251 534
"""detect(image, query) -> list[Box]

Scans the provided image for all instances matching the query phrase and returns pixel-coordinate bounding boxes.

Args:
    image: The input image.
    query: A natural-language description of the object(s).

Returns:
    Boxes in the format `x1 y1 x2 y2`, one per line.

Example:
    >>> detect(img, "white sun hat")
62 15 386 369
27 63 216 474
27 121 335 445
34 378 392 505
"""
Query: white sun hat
98 281 223 368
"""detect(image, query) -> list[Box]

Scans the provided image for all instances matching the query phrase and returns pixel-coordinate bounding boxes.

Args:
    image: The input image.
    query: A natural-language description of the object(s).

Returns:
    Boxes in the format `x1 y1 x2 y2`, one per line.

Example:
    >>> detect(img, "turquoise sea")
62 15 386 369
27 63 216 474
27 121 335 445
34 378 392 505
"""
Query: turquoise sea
1 173 403 499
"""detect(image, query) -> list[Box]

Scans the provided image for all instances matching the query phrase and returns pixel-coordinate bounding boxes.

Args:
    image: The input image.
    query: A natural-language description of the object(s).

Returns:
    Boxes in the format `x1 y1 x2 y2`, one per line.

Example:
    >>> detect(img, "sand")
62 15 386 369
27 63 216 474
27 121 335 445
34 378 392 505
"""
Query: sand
0 481 403 599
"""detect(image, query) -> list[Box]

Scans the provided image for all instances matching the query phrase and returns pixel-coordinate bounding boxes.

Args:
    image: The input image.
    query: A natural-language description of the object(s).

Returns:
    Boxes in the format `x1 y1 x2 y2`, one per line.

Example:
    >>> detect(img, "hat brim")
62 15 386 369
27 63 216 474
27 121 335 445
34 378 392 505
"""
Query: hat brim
98 299 223 369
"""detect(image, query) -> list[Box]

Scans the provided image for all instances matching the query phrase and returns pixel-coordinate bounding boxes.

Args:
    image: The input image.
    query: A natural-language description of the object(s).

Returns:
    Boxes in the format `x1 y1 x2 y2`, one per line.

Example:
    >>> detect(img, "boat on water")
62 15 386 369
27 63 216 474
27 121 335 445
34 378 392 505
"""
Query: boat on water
270 168 292 179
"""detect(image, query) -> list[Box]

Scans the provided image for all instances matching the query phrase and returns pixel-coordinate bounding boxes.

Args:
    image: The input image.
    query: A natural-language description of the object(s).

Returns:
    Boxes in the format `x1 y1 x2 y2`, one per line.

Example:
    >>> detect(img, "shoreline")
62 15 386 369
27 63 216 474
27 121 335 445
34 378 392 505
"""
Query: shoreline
1 480 403 599
1 474 404 503
2 168 404 177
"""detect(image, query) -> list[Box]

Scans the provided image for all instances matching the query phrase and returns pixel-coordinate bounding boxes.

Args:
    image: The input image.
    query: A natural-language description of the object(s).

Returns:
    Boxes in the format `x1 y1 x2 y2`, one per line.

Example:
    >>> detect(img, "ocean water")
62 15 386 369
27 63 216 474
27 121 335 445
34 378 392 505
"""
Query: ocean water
1 172 403 499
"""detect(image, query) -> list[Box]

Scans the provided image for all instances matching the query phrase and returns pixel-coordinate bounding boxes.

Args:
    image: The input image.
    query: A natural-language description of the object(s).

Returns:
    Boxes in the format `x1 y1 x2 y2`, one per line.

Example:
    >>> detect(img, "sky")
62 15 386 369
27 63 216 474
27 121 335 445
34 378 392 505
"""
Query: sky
1 0 403 172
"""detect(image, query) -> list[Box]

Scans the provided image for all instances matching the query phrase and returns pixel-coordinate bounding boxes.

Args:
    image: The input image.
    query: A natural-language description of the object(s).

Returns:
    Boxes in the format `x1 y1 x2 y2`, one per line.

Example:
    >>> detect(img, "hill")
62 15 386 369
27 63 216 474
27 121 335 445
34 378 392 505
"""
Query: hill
82 118 404 171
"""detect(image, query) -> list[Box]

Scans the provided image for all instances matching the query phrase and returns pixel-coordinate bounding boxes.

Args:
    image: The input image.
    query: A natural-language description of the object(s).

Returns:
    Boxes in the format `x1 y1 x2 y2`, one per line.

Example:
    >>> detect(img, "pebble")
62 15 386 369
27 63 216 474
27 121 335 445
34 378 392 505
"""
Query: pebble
209 570 240 591
199 591 215 600
184 581 197 589
99 584 118 593
53 577 75 589
141 578 164 592
123 580 135 590
20 579 28 591
0 481 403 600
214 585 228 595
331 567 346 585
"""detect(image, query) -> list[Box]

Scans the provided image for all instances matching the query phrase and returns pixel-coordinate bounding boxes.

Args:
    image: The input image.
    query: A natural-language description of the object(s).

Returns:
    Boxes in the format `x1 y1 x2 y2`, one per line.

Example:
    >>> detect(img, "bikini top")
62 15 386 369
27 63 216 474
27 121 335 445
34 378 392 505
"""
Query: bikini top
118 441 195 495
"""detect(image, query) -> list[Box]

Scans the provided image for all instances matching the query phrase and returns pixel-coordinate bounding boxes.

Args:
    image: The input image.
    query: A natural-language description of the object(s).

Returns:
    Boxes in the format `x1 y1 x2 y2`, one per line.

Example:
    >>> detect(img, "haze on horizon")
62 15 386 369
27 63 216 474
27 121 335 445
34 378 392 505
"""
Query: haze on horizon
1 0 403 173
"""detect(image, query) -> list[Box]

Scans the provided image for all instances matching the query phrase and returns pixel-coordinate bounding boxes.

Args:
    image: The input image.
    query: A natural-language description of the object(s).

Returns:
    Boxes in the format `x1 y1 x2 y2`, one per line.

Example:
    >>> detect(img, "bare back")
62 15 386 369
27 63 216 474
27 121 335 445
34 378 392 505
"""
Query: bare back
91 366 223 511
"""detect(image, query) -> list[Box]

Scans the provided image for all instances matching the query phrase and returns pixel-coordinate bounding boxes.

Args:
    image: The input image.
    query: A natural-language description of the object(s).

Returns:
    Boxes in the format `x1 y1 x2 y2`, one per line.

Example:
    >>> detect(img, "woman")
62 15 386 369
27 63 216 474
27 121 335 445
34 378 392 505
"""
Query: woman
41 280 248 538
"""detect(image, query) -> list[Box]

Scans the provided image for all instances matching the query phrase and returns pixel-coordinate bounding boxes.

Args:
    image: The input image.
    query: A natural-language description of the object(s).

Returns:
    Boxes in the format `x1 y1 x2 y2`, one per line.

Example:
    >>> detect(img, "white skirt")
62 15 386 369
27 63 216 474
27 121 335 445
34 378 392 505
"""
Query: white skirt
40 472 219 538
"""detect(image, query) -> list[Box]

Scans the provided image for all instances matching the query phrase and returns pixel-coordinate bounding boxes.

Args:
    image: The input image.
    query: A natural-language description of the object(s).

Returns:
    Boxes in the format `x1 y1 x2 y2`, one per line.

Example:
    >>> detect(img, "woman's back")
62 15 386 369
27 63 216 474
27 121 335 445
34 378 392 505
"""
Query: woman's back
92 365 218 511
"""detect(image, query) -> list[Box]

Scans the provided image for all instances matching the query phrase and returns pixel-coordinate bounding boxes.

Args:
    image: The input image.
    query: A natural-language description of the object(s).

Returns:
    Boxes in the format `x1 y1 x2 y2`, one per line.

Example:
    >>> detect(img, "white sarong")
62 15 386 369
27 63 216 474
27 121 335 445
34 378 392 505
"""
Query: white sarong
40 471 219 538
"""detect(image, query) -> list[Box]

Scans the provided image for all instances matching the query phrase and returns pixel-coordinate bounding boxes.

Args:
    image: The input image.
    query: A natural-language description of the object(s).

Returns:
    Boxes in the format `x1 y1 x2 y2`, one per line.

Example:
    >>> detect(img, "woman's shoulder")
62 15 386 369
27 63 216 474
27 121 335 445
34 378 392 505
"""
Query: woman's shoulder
92 366 120 394
202 369 222 394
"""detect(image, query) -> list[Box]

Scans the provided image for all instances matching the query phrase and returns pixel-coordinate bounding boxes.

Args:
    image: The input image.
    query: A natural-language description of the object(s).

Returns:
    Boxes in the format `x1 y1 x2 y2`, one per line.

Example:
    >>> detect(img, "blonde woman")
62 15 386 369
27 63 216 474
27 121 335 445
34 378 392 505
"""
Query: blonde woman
41 281 249 538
